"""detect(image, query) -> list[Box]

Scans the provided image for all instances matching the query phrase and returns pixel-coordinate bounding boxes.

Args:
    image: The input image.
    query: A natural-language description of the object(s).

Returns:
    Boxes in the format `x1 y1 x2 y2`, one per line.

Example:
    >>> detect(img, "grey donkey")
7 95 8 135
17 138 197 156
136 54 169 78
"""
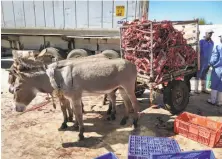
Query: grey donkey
46 57 140 140
9 54 121 130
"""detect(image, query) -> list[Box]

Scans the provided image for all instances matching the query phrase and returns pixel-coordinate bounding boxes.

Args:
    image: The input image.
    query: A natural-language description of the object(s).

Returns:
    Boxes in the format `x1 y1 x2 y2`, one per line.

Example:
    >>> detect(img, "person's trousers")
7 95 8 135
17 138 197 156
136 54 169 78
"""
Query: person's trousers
208 90 222 105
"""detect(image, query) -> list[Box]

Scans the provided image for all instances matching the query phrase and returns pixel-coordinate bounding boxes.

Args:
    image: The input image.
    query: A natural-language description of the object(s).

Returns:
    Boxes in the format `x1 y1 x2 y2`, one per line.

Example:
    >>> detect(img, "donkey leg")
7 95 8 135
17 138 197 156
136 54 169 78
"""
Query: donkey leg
71 97 84 140
107 102 112 115
123 86 140 128
81 100 85 114
119 88 131 125
66 100 73 122
106 88 118 115
103 94 108 105
107 91 116 120
59 100 68 130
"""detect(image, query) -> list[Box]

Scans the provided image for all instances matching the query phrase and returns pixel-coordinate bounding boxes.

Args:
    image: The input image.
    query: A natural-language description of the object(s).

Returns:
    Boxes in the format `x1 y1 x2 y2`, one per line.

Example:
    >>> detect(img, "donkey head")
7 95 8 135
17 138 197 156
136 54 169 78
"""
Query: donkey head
8 58 47 112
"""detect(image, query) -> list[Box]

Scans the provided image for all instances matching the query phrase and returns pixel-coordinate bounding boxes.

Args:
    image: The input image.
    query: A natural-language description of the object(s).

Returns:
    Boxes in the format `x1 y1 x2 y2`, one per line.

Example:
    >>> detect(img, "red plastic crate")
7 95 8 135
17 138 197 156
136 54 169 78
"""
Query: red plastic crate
174 112 222 147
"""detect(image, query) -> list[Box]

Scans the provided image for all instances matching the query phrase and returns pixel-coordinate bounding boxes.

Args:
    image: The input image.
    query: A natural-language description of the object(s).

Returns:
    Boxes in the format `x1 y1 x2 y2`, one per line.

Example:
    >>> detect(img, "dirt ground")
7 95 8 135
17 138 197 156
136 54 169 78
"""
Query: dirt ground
1 57 222 159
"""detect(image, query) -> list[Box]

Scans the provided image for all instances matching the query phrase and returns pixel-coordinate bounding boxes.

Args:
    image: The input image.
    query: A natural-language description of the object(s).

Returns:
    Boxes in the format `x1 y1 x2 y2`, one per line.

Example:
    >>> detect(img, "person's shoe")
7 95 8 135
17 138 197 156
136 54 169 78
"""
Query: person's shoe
207 99 216 106
217 92 222 107
201 80 206 91
216 103 222 107
202 90 210 94
207 90 218 106
194 91 200 94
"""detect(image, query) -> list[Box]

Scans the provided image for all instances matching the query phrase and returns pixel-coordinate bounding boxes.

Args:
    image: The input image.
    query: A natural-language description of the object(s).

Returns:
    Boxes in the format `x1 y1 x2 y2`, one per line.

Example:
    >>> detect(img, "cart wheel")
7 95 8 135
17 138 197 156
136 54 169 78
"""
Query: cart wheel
184 74 195 92
102 50 120 59
163 80 189 115
67 49 89 59
135 82 145 98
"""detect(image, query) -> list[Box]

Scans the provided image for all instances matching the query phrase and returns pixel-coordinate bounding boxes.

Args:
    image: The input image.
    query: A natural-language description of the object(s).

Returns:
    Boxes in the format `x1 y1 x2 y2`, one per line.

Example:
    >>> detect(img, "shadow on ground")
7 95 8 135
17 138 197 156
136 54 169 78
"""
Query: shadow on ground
60 97 174 150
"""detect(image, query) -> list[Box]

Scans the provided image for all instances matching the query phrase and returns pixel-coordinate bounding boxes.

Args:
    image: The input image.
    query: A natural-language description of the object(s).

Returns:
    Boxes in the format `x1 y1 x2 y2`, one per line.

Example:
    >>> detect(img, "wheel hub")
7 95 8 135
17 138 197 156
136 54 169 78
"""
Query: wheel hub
173 89 184 106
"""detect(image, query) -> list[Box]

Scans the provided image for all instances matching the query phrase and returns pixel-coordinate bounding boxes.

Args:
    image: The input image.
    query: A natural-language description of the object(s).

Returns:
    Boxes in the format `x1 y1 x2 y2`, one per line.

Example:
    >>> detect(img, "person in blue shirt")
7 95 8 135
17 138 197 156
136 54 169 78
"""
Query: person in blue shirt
195 29 214 93
207 35 222 106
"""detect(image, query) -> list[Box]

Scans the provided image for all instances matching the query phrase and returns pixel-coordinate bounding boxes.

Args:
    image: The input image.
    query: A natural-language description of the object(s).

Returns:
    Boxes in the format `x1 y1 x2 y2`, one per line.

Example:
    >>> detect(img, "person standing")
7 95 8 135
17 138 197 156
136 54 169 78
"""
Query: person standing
207 35 222 106
195 29 214 93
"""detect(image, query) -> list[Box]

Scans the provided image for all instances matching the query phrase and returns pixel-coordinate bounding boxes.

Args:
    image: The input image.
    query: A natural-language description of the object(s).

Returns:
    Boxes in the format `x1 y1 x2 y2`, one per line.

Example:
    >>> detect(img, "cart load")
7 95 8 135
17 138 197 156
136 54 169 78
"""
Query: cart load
120 19 198 85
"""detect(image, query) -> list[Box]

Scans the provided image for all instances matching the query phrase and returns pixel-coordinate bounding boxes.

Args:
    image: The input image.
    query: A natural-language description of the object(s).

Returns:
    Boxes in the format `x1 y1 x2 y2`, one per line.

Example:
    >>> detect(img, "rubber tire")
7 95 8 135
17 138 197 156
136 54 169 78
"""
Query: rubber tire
38 47 64 60
135 82 145 98
184 74 194 92
102 50 120 59
163 80 189 115
67 49 88 59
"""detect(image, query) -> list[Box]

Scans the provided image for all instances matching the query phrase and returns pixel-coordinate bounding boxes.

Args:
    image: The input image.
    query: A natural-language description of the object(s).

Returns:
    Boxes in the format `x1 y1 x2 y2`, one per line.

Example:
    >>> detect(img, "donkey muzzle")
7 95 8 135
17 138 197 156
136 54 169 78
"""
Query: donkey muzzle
9 85 14 94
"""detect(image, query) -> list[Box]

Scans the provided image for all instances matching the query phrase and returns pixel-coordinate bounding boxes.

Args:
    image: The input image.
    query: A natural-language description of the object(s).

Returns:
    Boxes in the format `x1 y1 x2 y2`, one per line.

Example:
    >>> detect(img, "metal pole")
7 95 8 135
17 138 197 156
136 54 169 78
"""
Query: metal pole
1 1 5 27
147 0 149 19
87 0 89 28
135 0 137 19
33 0 37 27
150 22 153 79
101 0 103 28
63 0 65 28
52 1 55 27
23 1 26 27
75 0 77 27
43 1 46 27
139 0 148 20
112 0 114 28
196 19 200 71
126 0 128 22
12 1 16 27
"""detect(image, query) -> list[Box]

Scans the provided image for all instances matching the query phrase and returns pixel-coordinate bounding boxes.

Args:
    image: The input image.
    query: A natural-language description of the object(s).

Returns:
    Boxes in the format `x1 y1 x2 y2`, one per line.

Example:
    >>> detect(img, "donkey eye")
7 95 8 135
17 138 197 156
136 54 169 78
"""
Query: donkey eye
15 87 20 92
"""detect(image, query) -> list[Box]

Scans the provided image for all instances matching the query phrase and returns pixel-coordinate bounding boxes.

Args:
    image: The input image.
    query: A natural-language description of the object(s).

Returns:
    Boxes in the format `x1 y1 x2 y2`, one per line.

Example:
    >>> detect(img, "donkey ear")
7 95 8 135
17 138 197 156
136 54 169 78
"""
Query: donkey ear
5 68 11 72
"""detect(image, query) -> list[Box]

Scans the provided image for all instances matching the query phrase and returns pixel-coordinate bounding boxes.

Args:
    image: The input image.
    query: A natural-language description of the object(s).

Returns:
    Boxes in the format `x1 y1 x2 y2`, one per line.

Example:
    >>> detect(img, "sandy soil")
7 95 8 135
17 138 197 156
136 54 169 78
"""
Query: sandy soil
1 58 222 159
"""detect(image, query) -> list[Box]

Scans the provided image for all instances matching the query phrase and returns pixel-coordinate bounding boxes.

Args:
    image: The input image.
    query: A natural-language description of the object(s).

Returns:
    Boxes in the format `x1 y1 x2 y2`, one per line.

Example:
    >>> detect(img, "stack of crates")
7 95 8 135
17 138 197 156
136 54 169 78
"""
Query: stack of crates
128 135 216 159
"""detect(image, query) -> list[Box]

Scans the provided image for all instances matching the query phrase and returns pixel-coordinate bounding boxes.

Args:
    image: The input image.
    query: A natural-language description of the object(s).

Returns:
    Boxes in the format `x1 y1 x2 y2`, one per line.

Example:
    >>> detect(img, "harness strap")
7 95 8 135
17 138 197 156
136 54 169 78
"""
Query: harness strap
46 67 65 106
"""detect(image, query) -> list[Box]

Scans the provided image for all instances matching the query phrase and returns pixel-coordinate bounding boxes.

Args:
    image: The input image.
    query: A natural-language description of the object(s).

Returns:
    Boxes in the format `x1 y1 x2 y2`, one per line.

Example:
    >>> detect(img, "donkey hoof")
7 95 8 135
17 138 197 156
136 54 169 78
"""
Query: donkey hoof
68 117 73 122
111 114 116 120
78 134 85 141
120 117 128 125
58 123 68 130
133 118 139 128
106 109 112 115
73 124 79 131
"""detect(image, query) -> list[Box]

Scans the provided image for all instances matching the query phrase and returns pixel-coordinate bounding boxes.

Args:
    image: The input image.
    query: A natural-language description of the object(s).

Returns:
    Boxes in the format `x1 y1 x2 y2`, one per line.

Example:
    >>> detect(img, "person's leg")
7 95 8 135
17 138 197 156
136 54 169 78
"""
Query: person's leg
195 71 200 93
201 80 206 92
200 69 207 93
207 90 218 104
207 70 219 105
216 79 222 106
217 92 222 106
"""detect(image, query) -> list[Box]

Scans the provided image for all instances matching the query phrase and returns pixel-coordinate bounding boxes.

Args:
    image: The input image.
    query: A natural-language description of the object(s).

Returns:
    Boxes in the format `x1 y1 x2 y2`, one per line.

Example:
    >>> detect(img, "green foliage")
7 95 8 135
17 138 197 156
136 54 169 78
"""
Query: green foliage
197 18 213 25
